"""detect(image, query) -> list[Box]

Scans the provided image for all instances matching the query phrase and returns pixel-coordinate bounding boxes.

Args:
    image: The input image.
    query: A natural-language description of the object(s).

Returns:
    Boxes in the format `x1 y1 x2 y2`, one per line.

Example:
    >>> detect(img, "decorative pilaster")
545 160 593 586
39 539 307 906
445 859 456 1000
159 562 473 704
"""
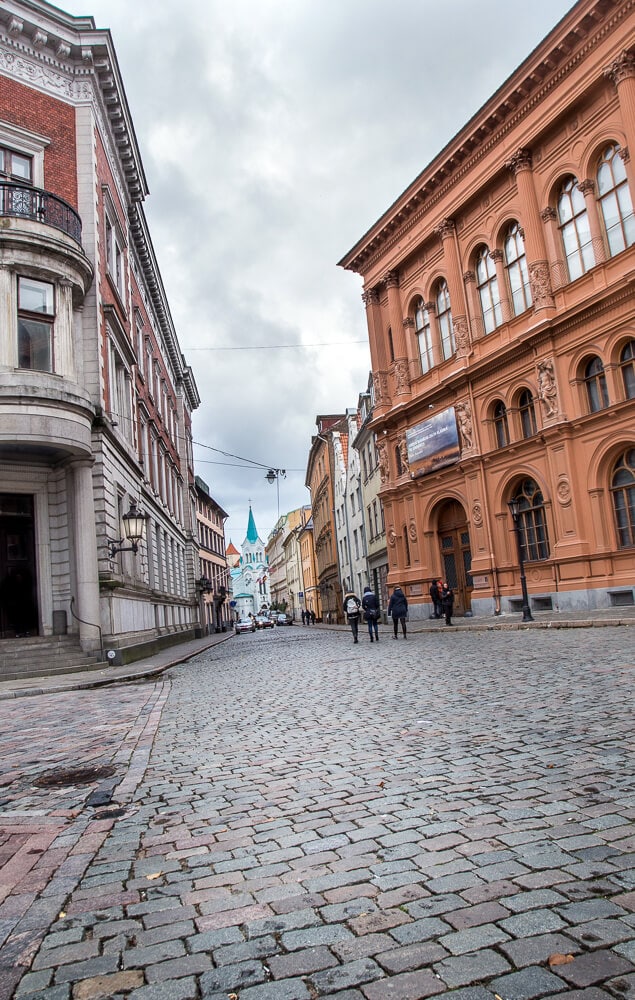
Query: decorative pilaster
0 265 15 367
363 287 391 410
434 218 472 357
604 52 635 196
507 148 555 310
384 270 411 397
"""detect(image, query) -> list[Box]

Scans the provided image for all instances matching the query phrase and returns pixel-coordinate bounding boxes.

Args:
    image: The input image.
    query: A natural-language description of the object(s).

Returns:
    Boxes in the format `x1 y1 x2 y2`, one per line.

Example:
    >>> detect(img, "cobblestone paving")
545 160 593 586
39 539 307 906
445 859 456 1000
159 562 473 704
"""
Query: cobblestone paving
1 625 634 1000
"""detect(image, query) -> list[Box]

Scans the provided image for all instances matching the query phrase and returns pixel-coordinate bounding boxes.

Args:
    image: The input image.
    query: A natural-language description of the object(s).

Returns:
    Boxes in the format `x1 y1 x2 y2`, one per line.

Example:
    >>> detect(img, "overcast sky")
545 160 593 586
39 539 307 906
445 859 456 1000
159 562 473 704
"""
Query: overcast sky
63 0 575 547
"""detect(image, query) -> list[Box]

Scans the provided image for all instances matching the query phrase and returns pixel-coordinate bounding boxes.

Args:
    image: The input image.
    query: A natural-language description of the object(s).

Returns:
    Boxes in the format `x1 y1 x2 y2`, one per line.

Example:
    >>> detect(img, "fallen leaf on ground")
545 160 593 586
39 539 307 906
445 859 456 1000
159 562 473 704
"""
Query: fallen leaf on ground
549 953 574 966
145 872 163 880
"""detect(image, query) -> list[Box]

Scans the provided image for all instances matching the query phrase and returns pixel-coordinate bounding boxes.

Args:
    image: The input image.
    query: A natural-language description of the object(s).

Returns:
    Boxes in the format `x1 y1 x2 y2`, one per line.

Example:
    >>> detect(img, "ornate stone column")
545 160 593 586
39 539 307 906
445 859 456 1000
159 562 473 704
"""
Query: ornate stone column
402 316 419 381
384 270 411 398
540 207 567 290
506 149 555 312
363 288 390 410
605 51 635 192
434 219 471 357
578 179 606 265
70 458 101 651
462 270 480 337
489 249 512 323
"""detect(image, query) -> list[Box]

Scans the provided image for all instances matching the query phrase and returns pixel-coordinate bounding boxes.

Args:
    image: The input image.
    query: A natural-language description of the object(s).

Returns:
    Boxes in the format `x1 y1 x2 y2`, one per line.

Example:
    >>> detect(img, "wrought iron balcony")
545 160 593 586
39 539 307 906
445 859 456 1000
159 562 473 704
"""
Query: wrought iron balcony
0 181 82 244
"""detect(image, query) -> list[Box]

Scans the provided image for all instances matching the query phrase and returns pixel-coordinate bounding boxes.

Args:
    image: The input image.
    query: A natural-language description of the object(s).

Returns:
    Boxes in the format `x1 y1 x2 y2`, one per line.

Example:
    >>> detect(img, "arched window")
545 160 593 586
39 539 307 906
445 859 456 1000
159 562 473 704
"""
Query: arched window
493 401 509 448
518 389 537 438
558 176 594 280
395 445 403 477
584 356 609 412
414 297 434 374
436 280 455 360
504 222 532 315
619 340 635 399
511 479 550 561
476 246 502 334
611 448 635 548
597 144 635 257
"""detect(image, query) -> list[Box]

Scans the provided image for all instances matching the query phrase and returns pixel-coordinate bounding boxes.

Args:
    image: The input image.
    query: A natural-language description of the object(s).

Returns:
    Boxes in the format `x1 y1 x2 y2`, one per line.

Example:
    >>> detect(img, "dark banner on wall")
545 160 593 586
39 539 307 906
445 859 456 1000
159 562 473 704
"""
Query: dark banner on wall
406 406 460 475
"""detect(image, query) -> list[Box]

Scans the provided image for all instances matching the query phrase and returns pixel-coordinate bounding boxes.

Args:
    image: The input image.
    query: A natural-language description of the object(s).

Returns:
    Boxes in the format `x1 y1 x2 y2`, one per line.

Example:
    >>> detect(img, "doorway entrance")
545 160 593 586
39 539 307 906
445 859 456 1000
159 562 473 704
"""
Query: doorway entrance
0 494 38 638
437 499 473 614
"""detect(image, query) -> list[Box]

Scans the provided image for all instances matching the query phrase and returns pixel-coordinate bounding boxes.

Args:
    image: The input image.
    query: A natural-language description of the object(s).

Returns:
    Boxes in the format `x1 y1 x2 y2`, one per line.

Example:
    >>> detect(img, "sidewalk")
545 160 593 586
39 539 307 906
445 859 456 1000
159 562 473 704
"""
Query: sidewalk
0 606 632 701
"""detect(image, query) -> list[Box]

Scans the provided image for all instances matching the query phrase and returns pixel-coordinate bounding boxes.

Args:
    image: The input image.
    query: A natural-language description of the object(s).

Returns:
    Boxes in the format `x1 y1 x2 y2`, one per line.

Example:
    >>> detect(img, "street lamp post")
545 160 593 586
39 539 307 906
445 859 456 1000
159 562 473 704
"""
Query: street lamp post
507 498 534 623
265 467 286 523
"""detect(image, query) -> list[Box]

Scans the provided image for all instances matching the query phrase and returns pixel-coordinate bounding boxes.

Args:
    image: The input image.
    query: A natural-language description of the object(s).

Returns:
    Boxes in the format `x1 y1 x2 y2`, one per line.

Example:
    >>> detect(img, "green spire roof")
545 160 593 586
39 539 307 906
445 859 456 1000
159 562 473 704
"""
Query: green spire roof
246 506 258 544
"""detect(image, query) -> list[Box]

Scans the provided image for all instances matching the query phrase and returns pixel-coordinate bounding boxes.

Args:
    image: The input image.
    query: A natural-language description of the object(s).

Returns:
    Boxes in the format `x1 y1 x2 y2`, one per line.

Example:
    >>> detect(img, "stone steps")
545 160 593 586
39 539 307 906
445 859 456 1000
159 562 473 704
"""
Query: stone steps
0 636 105 681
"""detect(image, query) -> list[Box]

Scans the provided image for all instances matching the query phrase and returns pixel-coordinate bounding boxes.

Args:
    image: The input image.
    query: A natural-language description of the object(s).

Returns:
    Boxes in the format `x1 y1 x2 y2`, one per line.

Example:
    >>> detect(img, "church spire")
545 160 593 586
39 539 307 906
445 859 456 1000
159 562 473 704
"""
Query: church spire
246 505 258 544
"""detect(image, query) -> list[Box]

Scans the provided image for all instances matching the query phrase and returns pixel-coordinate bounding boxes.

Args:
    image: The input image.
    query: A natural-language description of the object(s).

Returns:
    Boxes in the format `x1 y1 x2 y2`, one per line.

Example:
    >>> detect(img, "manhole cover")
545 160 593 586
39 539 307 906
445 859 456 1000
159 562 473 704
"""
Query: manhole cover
34 764 116 788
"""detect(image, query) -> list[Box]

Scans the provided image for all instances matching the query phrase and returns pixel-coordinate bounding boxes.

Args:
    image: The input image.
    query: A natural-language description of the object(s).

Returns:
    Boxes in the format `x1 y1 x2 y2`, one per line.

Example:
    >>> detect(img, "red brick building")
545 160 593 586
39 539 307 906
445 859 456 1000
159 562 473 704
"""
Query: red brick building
340 0 635 619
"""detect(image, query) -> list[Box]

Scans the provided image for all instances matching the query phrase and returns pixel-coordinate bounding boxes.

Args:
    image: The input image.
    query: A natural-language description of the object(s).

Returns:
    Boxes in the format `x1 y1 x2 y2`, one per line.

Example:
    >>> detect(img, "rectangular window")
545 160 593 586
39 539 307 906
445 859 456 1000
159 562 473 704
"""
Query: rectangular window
104 205 125 298
0 145 33 182
18 276 54 371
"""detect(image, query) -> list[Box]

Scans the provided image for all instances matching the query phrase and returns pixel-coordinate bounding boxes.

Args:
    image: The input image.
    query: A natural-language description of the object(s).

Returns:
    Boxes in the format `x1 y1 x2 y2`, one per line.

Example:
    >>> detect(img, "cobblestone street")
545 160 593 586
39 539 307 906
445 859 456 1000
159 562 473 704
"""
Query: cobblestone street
1 624 634 1000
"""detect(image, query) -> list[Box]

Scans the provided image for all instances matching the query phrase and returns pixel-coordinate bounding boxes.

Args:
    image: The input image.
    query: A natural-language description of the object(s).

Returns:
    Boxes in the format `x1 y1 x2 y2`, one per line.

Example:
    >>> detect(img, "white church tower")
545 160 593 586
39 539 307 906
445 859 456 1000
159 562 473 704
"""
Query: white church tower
229 507 271 618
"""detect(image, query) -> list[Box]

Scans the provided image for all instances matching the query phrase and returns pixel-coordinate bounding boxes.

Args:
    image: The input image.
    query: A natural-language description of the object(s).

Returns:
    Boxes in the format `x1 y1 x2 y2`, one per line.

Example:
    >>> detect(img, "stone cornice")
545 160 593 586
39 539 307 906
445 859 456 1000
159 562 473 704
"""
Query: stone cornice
0 1 148 203
339 0 633 276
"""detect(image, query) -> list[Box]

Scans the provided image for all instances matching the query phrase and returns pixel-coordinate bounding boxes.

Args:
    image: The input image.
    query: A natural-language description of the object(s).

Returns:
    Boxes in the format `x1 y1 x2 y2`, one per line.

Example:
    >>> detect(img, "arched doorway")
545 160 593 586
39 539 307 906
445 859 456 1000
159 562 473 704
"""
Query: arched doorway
437 499 473 614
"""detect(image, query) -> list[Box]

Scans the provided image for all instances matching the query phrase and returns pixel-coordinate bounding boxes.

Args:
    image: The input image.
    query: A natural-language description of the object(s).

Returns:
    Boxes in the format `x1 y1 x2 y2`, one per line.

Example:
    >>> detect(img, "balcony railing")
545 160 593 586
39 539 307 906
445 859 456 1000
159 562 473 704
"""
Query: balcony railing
0 181 82 243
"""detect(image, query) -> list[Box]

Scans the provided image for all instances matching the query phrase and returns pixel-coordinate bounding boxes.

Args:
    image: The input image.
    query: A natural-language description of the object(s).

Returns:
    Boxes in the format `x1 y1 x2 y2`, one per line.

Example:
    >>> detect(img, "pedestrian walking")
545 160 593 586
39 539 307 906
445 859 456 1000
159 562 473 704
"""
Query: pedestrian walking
301 610 306 625
387 585 408 639
343 589 362 643
429 579 442 619
361 585 380 642
441 582 454 625
310 610 316 625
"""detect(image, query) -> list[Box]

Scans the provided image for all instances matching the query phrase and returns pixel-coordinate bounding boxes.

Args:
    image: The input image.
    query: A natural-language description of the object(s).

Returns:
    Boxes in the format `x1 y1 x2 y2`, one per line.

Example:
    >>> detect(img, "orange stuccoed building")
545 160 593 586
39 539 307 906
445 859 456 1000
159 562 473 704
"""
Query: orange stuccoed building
340 0 635 621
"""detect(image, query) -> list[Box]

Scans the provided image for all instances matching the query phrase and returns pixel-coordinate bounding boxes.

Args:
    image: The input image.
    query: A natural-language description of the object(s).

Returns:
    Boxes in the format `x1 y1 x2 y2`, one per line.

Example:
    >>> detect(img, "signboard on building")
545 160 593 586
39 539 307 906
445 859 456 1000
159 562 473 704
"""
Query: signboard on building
406 407 460 475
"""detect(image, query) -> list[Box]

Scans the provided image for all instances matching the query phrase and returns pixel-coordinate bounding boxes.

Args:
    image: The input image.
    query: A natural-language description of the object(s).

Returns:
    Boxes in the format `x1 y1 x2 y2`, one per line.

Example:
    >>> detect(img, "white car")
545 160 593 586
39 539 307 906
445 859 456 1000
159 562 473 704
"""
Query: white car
235 617 255 634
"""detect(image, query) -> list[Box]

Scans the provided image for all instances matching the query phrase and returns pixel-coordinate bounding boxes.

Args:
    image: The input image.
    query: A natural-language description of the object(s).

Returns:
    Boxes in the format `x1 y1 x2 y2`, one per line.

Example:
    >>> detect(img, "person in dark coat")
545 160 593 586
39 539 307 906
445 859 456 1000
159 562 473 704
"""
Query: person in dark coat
387 585 408 639
343 589 362 643
361 585 380 642
310 610 316 624
441 582 454 625
429 580 442 619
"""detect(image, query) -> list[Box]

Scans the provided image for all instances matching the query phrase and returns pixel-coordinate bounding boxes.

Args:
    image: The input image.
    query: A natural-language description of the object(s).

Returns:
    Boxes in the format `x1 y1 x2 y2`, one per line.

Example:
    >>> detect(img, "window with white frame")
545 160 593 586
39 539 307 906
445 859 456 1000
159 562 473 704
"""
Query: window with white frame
414 297 434 374
17 276 55 371
597 144 635 257
436 280 455 360
0 145 32 183
104 203 126 299
109 341 134 443
557 176 594 280
476 247 502 334
504 222 532 315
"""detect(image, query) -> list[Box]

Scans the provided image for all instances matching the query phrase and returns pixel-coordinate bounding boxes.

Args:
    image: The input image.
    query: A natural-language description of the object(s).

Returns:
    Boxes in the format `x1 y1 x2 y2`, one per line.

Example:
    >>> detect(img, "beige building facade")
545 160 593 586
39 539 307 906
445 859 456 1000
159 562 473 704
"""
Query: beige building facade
340 0 635 619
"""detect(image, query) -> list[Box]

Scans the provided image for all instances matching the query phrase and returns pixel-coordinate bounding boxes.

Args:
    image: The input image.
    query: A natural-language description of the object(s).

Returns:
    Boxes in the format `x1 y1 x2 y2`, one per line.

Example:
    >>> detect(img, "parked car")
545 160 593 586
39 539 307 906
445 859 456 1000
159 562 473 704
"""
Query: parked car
255 615 274 629
235 617 256 634
277 613 293 625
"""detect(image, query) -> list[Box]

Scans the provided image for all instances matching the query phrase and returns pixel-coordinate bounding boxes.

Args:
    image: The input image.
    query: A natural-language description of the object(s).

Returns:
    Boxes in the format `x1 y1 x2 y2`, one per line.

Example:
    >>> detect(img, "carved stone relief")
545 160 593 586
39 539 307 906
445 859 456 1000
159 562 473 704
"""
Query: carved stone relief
455 400 474 452
537 357 560 418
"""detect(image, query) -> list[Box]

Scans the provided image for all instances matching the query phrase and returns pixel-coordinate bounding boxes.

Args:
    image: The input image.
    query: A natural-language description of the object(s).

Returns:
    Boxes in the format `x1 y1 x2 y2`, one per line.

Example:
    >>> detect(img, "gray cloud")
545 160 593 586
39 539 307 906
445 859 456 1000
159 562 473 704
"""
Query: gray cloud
64 0 574 542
